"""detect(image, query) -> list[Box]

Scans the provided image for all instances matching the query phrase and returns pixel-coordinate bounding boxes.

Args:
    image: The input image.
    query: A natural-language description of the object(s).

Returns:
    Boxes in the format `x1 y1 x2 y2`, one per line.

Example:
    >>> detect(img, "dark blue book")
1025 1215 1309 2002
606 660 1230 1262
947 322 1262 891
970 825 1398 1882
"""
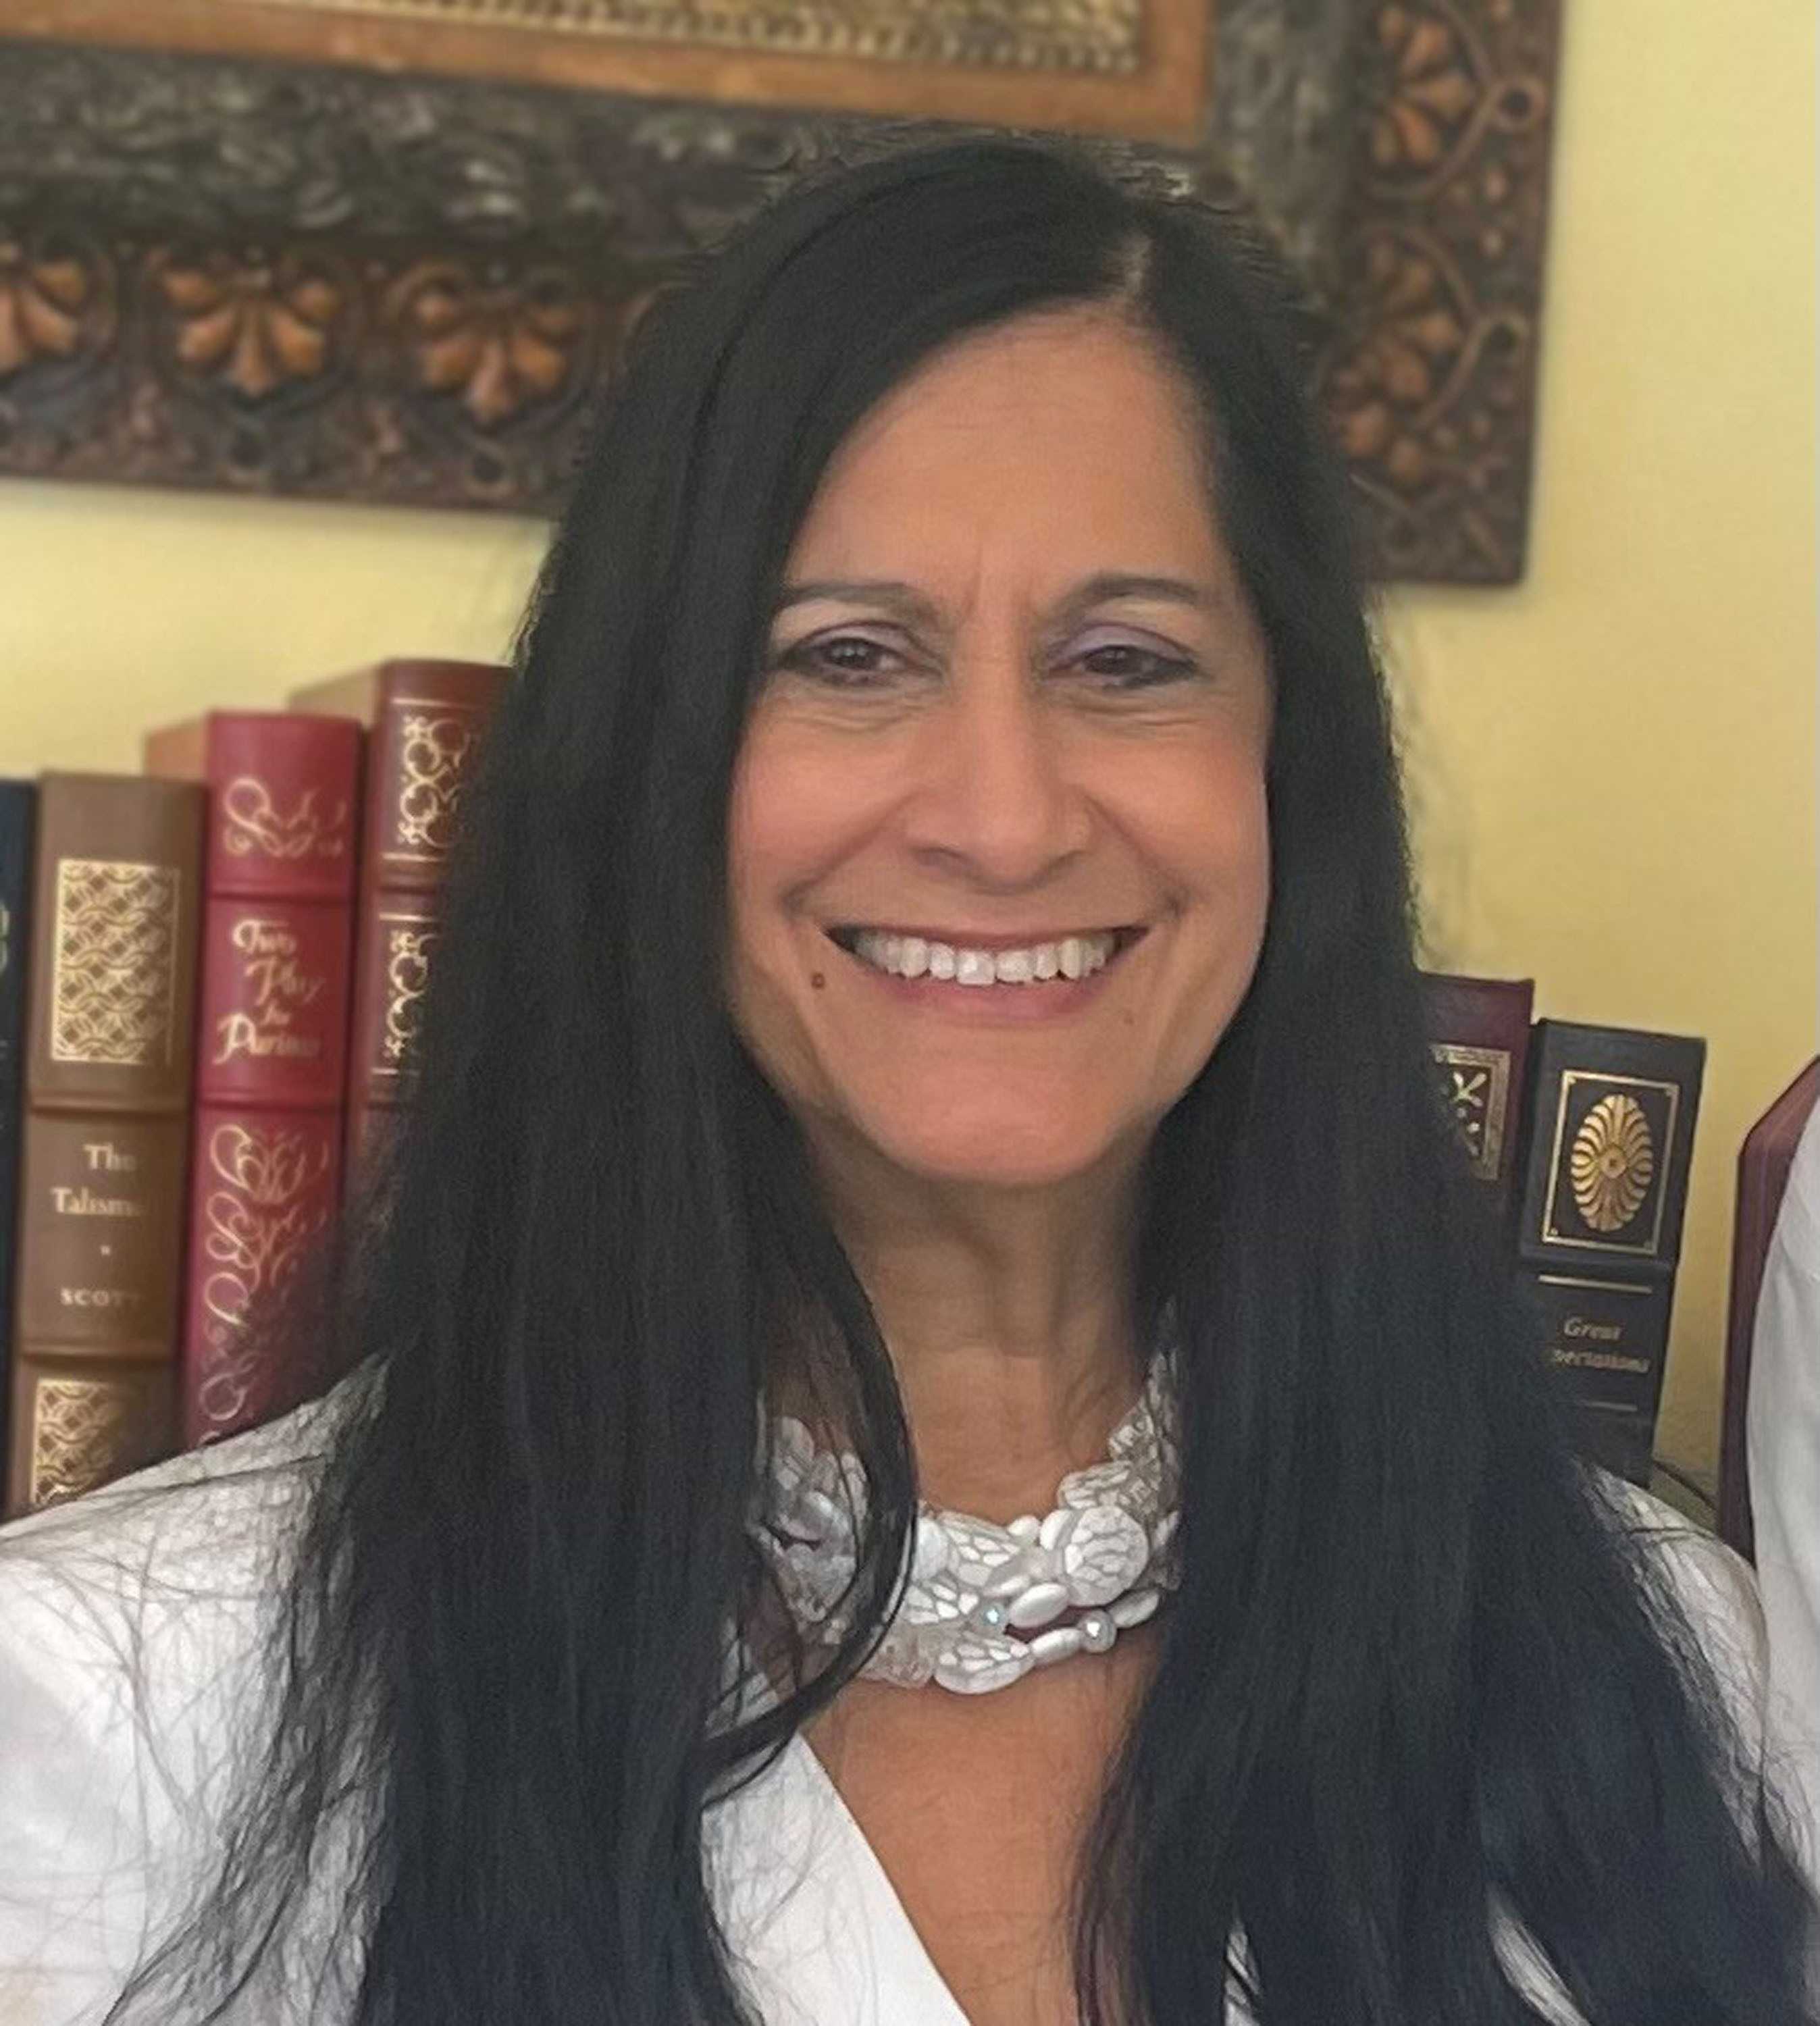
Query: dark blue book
0 780 34 1470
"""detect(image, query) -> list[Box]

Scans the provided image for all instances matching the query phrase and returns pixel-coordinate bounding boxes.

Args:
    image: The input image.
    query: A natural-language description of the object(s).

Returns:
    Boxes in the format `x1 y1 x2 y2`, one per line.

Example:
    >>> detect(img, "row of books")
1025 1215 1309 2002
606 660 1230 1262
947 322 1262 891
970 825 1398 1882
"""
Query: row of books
1419 977 1703 1484
0 659 509 1518
0 656 1701 1515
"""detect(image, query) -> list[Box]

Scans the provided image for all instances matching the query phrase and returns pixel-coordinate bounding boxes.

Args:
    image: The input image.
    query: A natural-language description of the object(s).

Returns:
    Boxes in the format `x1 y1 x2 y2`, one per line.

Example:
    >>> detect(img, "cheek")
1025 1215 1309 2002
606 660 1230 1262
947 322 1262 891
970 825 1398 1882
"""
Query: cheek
723 716 873 1070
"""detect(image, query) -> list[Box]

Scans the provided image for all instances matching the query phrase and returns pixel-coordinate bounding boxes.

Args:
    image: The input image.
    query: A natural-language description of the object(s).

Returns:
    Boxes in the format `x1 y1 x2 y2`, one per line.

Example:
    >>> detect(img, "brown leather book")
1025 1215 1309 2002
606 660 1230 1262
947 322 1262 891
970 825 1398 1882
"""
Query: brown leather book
286 660 509 1186
5 775 207 1517
1717 1057 1819 1557
1510 1019 1706 1484
144 711 363 1449
1418 971 1535 1212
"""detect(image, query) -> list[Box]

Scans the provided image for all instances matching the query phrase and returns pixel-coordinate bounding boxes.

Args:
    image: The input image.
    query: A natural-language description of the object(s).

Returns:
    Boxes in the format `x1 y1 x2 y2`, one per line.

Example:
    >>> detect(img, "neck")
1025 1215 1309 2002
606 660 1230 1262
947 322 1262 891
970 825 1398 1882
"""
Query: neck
806 1126 1148 1521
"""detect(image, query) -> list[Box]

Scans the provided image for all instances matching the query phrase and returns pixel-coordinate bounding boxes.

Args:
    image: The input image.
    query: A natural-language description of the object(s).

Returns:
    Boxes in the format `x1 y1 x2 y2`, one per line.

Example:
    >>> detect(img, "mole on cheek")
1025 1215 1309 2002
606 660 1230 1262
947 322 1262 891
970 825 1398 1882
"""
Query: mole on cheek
810 971 827 991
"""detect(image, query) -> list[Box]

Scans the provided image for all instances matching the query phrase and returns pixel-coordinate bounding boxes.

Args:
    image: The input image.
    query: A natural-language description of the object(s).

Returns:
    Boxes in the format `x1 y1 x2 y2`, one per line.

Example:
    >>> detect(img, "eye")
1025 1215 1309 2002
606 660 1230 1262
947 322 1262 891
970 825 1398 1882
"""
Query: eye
1068 638 1199 690
771 630 907 688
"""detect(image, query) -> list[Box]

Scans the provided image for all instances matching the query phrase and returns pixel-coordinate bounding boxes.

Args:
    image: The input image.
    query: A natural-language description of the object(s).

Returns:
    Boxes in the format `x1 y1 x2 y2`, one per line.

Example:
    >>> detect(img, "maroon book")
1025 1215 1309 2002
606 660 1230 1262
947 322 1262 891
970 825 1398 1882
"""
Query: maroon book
1718 1057 1819 1557
145 711 363 1447
287 660 509 1185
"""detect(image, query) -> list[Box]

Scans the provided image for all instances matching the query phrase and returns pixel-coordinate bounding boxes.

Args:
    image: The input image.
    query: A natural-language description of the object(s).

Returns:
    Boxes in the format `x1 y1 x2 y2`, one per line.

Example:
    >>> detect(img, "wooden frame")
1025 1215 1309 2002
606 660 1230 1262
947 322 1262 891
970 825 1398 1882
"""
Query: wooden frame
0 0 1563 581
0 0 1210 140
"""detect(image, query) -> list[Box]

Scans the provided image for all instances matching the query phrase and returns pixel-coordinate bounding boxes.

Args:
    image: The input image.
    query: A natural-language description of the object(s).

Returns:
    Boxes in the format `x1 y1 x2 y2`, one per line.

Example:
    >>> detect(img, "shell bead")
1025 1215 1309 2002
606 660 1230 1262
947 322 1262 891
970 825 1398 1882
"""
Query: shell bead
1108 1586 1161 1630
911 1515 952 1582
1060 1504 1150 1605
1078 1609 1116 1653
1005 1580 1070 1630
1028 1625 1087 1667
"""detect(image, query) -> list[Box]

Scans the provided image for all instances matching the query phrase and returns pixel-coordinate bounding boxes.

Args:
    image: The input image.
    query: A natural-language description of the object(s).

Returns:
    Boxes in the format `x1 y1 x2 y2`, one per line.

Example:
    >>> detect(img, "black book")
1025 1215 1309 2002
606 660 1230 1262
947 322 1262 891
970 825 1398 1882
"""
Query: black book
1511 1019 1705 1483
0 780 35 1471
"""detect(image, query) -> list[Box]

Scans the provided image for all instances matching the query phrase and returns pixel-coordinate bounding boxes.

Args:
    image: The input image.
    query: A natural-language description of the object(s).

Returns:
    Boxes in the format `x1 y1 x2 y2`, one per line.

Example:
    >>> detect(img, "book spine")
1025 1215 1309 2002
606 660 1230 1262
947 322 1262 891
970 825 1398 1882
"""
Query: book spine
341 667 506 1184
1510 1018 1706 1482
161 717 362 1447
5 775 207 1517
0 781 35 1476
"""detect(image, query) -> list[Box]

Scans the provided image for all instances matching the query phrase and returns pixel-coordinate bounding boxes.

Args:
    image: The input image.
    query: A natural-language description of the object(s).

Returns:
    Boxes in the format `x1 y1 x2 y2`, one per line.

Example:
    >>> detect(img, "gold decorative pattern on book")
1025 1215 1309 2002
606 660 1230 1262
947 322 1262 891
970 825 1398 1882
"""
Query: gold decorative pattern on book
219 0 1144 75
50 858 183 1067
1430 1041 1510 1183
1569 1091 1654 1233
380 915 440 1074
394 710 480 860
221 777 352 862
195 1122 336 1430
1539 1070 1680 1258
29 1375 140 1507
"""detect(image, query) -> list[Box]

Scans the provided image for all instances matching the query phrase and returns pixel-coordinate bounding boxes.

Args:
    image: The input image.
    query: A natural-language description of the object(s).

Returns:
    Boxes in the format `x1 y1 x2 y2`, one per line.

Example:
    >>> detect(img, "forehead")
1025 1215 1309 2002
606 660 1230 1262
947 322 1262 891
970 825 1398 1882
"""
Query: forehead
787 309 1228 591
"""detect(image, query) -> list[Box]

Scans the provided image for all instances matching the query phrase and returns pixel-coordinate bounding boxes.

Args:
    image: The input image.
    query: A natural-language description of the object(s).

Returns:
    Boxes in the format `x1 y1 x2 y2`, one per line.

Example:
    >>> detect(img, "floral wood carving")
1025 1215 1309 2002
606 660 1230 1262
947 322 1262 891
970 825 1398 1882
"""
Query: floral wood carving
1318 0 1559 579
0 0 1560 581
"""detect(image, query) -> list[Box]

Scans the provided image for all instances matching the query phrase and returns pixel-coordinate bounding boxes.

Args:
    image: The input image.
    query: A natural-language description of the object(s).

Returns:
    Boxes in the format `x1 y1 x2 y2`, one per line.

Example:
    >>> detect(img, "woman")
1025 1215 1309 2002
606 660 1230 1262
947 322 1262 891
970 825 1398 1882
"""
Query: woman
0 138 1812 2026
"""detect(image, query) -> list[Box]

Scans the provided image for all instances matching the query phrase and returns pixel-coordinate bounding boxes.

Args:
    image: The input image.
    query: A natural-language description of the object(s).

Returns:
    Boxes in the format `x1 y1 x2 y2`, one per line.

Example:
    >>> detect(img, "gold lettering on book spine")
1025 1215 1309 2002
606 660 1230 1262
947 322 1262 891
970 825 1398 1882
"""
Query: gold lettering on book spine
49 859 182 1067
29 1376 136 1507
221 777 351 863
194 1121 334 1432
1569 1092 1655 1234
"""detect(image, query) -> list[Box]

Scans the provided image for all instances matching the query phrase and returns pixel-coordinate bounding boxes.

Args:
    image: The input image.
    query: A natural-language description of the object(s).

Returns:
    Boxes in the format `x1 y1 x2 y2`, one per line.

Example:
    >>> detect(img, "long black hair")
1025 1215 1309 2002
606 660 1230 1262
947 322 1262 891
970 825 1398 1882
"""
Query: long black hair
90 136 1813 2024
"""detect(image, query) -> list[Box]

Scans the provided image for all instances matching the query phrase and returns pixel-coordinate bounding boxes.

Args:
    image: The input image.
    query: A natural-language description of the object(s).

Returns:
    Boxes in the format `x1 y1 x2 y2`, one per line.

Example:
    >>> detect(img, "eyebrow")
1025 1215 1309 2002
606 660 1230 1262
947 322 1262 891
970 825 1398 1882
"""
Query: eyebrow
771 573 1229 628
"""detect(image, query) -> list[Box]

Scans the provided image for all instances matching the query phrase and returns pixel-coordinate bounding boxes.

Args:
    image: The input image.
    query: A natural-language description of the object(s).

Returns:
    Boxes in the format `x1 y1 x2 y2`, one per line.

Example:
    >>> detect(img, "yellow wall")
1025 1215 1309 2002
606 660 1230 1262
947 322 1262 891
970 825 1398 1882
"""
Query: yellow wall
0 5 1812 1471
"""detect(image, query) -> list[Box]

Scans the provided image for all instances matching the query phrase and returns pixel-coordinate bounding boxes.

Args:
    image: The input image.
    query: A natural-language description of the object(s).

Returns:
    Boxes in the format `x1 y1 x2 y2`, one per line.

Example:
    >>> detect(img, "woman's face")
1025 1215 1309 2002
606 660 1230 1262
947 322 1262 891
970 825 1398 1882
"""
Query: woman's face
727 309 1273 1190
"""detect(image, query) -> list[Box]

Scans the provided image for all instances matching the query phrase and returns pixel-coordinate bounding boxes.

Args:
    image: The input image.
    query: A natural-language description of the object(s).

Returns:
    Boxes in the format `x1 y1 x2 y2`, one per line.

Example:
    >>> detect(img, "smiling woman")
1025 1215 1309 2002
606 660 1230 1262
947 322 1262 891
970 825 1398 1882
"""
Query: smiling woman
728 310 1272 1193
0 138 1813 2026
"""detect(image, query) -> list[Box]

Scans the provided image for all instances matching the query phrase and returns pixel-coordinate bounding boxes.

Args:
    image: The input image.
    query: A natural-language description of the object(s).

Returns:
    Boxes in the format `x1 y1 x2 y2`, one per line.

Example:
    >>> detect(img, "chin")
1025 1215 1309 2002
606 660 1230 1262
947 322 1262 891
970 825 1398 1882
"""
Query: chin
848 1102 1137 1193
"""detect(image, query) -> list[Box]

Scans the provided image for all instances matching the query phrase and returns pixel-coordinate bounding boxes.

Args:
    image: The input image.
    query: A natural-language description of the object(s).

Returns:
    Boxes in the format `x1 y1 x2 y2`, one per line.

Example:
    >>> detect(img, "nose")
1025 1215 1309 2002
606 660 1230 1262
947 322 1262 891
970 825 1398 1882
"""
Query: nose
900 645 1091 891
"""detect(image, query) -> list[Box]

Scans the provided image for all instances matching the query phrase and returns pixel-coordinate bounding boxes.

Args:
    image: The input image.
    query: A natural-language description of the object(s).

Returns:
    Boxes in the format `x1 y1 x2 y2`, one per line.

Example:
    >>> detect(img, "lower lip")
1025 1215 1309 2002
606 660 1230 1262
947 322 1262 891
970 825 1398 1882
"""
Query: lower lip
833 943 1132 1020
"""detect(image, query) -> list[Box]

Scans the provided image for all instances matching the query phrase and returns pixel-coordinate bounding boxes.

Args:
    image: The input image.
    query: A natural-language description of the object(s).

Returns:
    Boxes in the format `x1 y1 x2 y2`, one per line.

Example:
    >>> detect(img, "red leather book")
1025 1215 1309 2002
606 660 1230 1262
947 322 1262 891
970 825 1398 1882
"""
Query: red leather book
1717 1057 1819 1557
145 712 363 1448
5 775 205 1517
287 660 509 1187
1418 971 1535 1213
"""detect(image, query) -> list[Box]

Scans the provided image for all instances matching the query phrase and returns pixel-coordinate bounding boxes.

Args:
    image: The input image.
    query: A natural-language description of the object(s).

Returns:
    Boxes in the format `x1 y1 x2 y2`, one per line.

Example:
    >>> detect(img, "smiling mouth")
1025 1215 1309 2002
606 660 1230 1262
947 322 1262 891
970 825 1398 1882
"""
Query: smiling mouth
827 925 1145 987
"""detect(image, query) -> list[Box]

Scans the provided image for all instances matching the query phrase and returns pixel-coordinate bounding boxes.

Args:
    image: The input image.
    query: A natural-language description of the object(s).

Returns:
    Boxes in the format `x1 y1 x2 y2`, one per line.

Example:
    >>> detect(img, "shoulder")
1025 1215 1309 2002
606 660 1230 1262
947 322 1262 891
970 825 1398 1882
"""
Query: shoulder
1588 1474 1765 1674
0 1388 346 2026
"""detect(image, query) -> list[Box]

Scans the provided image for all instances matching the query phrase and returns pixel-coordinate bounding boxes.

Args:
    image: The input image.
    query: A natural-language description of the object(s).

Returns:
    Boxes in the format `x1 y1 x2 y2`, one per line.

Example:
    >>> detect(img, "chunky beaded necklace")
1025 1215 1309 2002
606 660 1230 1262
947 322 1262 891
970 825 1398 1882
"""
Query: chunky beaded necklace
752 1354 1180 1694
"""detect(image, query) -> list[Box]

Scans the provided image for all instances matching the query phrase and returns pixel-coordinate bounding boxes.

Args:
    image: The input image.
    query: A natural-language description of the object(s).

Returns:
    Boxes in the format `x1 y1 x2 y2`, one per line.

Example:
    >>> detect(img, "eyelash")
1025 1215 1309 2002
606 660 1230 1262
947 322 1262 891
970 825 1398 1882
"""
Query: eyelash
773 633 1199 692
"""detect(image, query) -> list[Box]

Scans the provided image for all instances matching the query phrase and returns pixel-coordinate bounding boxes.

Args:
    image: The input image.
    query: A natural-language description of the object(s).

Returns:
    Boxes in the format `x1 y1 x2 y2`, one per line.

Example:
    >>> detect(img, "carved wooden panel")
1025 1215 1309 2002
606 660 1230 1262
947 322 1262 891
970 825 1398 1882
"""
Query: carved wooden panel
1315 0 1562 581
0 0 1561 581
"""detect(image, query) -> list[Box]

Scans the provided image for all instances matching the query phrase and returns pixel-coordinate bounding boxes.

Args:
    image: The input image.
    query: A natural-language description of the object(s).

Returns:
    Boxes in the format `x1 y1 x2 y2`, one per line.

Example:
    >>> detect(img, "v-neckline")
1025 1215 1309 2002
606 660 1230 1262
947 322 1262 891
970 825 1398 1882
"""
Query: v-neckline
781 1731 976 2024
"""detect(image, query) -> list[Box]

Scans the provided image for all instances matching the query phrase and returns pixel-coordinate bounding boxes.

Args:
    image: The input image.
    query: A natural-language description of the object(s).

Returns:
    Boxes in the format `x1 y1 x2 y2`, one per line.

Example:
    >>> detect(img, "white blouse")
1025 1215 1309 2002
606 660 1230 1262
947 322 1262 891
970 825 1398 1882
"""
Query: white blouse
0 1392 1776 2026
1748 1099 1820 1873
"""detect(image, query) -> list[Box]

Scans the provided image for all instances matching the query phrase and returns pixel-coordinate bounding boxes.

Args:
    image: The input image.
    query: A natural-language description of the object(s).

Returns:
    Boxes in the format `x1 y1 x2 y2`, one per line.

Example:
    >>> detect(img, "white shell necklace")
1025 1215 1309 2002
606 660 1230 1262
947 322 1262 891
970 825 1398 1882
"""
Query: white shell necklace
752 1353 1181 1695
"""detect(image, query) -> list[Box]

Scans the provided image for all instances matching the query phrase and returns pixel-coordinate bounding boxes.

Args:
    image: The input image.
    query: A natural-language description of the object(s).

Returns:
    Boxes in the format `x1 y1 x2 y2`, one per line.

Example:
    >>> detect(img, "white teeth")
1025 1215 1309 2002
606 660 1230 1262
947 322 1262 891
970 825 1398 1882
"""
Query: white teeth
847 931 1118 985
